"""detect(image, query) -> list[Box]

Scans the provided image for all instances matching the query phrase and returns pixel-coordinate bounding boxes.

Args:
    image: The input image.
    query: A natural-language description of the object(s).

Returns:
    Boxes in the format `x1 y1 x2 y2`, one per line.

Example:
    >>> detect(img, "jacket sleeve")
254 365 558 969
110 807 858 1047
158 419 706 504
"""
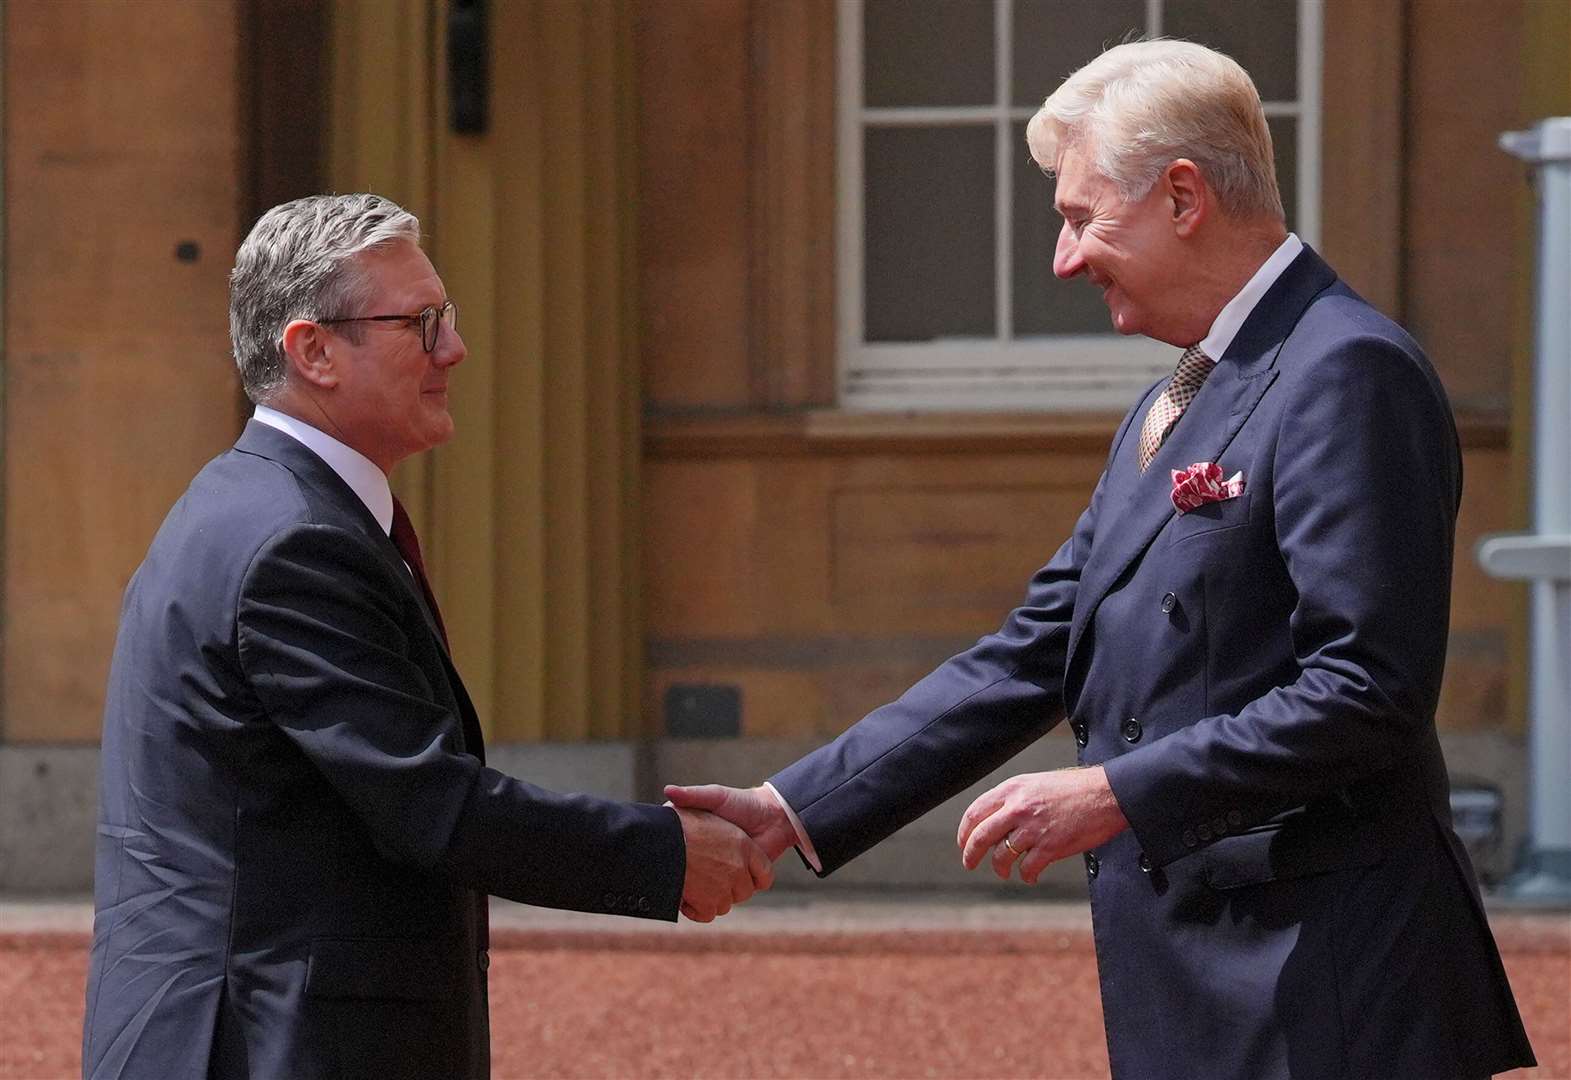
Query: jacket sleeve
768 399 1146 875
236 523 685 920
1103 335 1462 867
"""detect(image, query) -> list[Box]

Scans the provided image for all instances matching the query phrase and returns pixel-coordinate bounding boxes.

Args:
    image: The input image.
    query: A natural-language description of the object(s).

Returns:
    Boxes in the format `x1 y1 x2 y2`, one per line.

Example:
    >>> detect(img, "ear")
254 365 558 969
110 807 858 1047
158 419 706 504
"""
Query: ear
280 319 340 389
1162 159 1208 238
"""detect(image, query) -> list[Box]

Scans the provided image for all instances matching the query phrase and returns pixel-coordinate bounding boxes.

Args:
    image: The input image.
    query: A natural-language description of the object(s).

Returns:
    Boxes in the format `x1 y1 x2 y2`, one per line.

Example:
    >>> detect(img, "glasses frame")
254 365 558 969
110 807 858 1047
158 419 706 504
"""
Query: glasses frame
318 299 457 353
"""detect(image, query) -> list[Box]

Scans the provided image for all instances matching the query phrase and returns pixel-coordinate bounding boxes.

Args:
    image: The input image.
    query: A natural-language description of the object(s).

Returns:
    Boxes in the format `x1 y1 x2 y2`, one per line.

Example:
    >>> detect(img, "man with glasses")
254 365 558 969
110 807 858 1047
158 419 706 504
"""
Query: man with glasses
82 193 771 1080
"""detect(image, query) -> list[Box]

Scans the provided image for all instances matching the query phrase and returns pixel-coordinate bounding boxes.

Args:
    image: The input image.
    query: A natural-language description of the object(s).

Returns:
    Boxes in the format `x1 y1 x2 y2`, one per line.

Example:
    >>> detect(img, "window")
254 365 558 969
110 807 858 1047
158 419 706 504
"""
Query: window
838 0 1322 411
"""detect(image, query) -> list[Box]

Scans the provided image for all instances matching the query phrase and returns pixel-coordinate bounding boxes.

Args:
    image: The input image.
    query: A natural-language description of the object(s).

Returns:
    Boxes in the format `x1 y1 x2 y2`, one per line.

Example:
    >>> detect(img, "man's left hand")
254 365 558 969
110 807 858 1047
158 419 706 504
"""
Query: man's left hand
958 766 1130 884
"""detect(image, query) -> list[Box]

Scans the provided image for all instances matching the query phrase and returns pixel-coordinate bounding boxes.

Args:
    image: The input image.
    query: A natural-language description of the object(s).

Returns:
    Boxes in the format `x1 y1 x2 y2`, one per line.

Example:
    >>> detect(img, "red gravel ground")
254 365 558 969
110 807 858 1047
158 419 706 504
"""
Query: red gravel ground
3 919 1566 1079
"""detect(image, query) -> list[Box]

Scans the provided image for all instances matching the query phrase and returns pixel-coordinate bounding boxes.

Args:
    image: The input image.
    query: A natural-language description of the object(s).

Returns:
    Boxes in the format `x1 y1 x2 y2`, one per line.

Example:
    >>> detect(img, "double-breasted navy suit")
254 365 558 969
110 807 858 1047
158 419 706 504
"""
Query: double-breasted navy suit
83 422 685 1079
770 247 1535 1078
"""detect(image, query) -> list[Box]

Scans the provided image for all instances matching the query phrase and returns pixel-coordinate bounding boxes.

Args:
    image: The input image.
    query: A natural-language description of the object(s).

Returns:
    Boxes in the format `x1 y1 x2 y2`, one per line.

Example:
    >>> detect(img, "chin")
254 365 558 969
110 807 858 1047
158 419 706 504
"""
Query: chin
1108 309 1146 337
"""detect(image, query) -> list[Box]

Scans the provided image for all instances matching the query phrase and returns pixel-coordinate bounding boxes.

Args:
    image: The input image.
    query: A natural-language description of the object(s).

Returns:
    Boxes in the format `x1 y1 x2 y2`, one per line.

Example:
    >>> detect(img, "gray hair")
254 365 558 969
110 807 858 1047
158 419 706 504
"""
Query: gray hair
1025 40 1283 221
229 193 422 403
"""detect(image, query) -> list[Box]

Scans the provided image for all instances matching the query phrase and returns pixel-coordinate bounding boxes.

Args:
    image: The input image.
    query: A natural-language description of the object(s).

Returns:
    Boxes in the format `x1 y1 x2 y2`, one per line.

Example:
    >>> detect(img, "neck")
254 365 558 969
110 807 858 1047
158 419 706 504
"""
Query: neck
1172 219 1288 346
263 388 394 476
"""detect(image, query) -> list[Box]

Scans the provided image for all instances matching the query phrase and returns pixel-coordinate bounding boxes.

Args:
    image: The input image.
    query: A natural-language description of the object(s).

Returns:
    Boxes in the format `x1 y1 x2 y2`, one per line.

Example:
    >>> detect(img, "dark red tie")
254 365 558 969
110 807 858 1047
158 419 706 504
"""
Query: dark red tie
390 495 450 651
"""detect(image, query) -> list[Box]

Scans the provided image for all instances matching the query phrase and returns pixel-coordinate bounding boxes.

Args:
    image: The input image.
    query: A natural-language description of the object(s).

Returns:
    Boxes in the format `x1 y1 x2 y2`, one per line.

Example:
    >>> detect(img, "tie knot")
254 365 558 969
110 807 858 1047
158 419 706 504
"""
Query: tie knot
1173 345 1214 388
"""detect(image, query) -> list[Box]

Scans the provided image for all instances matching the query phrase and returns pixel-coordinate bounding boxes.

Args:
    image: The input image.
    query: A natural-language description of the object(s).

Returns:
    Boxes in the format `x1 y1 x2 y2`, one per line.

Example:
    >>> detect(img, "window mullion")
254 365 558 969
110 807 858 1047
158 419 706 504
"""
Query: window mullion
1297 0 1323 245
996 0 1013 343
838 0 863 396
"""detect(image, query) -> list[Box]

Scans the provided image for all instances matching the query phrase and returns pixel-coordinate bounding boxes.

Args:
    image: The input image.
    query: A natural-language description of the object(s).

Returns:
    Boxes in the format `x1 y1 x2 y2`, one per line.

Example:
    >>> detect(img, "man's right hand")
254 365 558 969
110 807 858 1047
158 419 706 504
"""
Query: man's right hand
673 807 774 922
665 784 797 862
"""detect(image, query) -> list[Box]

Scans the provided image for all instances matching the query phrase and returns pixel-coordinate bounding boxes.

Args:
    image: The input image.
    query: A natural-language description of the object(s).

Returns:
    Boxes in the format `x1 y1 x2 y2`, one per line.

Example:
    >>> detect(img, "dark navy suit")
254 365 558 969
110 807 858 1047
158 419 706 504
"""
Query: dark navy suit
771 247 1535 1078
82 422 684 1080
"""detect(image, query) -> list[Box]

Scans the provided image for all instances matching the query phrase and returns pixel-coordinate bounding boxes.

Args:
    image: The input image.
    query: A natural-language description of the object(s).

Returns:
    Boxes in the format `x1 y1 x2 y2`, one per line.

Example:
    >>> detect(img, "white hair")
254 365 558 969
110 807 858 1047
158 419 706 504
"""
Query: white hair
229 193 422 403
1025 39 1283 220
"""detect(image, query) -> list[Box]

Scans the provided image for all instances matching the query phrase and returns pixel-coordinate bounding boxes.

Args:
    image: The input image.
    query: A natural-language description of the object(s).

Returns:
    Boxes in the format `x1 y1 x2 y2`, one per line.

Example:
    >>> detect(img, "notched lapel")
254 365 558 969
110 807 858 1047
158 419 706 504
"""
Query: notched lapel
234 421 452 660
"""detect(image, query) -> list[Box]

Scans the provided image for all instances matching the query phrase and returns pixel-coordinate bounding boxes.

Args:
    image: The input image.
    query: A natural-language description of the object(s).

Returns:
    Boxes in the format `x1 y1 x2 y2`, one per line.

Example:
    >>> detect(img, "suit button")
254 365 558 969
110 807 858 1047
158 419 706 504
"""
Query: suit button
477 949 490 972
1073 723 1088 748
1160 592 1177 614
603 893 620 910
637 896 651 913
1121 718 1143 743
1182 829 1198 848
1226 809 1243 828
1138 852 1153 873
1197 823 1213 842
1084 852 1099 878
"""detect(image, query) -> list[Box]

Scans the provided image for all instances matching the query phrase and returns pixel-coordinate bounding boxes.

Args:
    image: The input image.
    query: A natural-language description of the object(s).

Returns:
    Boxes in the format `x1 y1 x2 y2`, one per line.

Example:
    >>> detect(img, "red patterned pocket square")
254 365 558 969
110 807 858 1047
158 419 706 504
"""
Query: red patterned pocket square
1170 461 1245 514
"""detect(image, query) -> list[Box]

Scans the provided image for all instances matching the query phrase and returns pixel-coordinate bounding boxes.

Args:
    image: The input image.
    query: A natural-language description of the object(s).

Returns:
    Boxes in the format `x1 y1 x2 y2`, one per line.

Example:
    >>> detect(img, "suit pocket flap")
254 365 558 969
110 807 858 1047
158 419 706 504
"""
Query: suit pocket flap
1169 490 1252 543
1204 819 1384 890
305 937 456 1001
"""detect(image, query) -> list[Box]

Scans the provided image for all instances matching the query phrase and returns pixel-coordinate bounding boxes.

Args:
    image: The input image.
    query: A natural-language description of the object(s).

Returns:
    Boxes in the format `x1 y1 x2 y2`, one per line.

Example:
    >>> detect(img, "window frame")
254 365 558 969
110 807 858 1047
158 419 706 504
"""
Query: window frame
837 0 1324 412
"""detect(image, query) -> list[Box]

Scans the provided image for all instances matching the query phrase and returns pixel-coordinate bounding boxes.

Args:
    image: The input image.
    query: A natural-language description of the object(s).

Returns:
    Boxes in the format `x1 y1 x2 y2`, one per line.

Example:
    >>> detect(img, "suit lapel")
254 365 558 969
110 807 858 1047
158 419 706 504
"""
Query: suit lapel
1064 246 1338 676
236 422 450 651
234 421 484 760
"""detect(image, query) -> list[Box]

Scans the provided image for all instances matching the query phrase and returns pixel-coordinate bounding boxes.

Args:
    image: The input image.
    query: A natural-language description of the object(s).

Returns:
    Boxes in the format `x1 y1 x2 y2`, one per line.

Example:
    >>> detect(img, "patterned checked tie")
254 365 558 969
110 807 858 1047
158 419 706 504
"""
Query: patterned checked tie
1138 345 1216 472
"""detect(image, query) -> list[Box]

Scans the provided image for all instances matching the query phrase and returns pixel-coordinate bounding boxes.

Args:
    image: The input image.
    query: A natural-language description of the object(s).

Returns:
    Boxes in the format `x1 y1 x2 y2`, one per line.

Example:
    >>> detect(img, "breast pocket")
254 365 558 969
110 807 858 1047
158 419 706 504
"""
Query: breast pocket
1169 491 1252 545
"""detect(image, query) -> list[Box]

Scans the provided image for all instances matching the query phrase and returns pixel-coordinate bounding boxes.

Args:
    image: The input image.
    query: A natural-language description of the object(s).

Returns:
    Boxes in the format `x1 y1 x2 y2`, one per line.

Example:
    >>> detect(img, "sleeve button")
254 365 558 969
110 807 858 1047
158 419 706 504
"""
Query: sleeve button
1197 824 1213 842
1182 830 1198 848
1121 718 1143 743
1226 809 1243 828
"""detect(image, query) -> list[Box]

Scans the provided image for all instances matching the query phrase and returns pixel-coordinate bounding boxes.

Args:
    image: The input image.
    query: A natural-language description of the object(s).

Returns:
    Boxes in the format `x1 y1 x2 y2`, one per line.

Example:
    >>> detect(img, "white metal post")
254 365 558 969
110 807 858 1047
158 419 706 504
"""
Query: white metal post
1480 117 1571 902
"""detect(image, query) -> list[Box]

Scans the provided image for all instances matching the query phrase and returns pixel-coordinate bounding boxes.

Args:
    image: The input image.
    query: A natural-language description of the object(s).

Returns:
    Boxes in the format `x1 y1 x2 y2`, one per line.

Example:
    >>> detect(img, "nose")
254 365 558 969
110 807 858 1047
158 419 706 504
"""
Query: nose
434 323 466 367
1053 220 1085 280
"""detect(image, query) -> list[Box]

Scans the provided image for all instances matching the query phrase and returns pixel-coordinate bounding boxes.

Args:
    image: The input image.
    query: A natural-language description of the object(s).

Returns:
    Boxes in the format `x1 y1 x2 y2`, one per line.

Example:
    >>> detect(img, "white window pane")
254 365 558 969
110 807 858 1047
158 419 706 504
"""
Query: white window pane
865 0 994 108
1268 115 1298 232
1011 123 1117 336
865 126 996 342
1164 0 1298 102
1012 0 1147 108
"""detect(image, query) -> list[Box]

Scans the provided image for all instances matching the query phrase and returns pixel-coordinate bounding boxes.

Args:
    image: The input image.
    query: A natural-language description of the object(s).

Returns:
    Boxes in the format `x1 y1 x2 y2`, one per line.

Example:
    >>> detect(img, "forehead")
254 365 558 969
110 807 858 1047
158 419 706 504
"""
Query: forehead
1052 144 1115 213
356 239 444 305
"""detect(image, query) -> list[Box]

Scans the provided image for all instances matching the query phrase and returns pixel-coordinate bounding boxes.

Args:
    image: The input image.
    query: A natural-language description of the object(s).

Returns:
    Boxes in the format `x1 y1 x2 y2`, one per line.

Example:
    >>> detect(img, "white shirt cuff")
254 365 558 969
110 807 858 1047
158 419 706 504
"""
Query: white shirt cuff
763 782 823 874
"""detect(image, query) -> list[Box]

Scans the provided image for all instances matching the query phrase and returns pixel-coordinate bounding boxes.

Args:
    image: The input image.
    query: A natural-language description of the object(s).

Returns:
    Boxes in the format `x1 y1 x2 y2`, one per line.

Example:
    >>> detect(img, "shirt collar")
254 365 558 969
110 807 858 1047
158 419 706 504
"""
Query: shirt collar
1198 232 1304 362
252 405 394 535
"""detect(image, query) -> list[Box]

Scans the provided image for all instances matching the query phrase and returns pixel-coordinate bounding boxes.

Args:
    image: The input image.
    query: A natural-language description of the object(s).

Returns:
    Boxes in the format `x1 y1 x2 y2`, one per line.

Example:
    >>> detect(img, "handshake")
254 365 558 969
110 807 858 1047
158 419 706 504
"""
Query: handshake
666 784 795 922
668 766 1129 921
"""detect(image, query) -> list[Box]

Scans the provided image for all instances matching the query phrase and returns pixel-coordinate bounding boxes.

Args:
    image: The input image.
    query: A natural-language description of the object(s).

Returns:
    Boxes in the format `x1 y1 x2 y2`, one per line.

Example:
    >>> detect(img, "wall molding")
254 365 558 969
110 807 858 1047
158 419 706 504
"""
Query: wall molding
647 408 1509 459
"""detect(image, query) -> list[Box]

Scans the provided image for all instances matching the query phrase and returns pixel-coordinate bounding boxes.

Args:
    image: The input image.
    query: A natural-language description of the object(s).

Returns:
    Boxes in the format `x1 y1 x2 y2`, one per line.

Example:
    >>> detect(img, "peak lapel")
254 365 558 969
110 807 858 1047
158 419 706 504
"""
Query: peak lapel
1064 362 1274 671
1063 245 1338 678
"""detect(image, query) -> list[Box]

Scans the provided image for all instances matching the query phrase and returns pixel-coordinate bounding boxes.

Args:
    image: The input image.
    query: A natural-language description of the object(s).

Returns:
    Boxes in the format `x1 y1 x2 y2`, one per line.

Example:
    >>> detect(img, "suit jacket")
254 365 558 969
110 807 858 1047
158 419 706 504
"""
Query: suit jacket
771 247 1535 1079
82 421 684 1080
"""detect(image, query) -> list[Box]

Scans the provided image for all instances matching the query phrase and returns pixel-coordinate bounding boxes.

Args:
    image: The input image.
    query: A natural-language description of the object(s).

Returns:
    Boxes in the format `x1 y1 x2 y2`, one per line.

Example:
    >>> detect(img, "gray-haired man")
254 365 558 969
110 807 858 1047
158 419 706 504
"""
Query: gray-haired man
82 193 769 1080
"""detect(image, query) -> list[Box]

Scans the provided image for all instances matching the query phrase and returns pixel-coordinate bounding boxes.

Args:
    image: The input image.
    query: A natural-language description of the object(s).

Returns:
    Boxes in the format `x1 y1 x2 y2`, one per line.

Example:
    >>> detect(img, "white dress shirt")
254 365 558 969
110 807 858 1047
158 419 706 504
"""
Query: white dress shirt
766 232 1306 873
252 405 394 536
1198 232 1303 361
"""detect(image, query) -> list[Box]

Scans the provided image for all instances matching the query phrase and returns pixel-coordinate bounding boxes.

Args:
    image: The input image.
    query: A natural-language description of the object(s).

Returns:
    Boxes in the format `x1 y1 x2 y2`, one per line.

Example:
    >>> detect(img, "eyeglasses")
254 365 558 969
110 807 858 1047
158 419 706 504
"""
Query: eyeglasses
319 299 458 353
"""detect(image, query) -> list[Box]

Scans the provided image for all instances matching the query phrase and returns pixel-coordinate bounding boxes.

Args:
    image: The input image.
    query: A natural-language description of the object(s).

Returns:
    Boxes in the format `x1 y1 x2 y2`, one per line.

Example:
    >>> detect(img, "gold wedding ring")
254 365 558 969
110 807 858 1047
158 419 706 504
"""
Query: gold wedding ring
1003 835 1024 857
